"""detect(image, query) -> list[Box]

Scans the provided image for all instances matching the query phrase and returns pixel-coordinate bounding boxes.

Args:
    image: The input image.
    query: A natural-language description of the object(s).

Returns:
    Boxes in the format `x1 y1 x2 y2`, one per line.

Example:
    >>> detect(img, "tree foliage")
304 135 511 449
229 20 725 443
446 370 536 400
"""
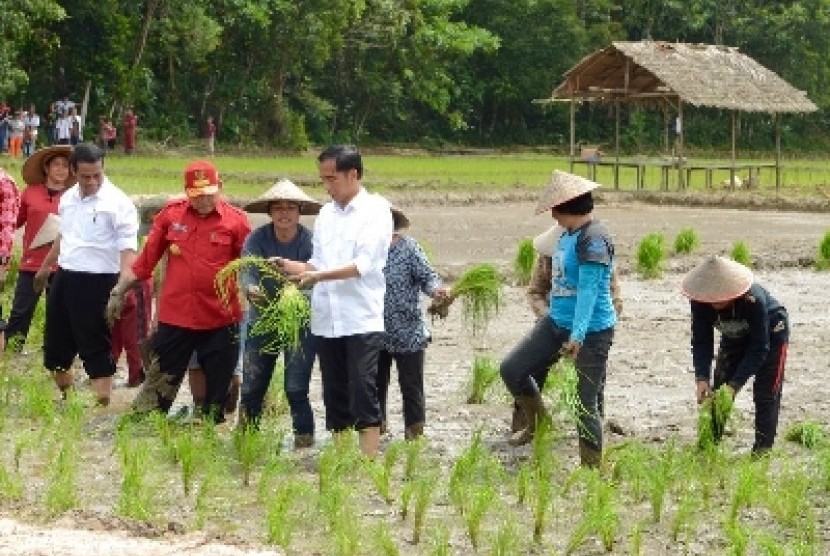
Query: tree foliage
4 0 830 149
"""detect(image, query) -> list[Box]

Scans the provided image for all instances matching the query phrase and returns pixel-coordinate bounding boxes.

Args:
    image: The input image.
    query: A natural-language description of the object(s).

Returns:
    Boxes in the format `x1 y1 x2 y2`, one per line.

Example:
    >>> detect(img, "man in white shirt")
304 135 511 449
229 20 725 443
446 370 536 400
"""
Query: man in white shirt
34 143 139 405
275 145 393 457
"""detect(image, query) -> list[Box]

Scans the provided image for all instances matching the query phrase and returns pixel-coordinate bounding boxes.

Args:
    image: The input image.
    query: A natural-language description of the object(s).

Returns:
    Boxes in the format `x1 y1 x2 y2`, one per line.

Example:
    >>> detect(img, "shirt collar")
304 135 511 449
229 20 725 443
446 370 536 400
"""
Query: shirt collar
336 187 368 212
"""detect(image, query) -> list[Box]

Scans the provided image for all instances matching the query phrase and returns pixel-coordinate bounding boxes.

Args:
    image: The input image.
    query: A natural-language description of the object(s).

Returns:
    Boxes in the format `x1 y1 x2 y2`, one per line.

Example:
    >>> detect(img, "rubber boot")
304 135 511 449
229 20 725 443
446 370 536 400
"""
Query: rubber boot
510 402 527 433
405 422 424 440
579 439 602 468
508 394 547 446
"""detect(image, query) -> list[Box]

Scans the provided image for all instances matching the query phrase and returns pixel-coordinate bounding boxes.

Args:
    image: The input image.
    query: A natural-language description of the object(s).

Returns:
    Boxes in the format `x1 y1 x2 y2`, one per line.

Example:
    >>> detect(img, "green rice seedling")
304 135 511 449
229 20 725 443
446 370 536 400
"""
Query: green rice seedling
265 479 305 548
13 431 34 473
516 462 531 505
785 421 827 449
318 434 362 493
21 371 57 423
644 442 679 522
673 227 700 255
532 464 554 543
629 521 644 556
490 515 521 555
566 469 619 554
233 423 266 486
262 362 290 419
256 444 290 503
429 263 502 334
195 458 222 529
551 357 593 441
814 231 830 270
45 440 78 515
215 255 284 308
411 473 437 544
320 481 359 556
117 439 153 520
400 478 414 520
636 232 665 279
764 468 810 528
723 519 750 556
467 355 500 404
670 486 698 543
449 430 503 513
608 442 649 501
513 238 536 285
174 427 200 495
373 522 400 556
728 457 768 524
731 240 753 267
463 483 495 550
756 533 786 556
819 447 830 492
0 461 22 501
403 436 425 481
428 524 450 556
369 440 403 504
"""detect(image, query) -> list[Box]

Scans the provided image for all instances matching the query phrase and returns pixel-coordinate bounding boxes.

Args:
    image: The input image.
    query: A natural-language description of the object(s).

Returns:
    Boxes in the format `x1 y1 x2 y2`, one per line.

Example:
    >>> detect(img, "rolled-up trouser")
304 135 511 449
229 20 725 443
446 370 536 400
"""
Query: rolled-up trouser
713 310 789 452
241 325 318 434
133 322 239 422
377 349 426 428
500 316 614 449
316 332 383 432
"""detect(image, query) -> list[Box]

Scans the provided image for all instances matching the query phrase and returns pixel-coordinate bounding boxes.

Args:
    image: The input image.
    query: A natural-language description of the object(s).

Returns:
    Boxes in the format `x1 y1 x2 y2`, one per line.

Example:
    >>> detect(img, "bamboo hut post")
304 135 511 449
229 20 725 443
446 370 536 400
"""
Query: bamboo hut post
569 95 576 173
614 98 621 189
677 103 685 190
663 101 670 154
775 113 782 192
730 111 737 188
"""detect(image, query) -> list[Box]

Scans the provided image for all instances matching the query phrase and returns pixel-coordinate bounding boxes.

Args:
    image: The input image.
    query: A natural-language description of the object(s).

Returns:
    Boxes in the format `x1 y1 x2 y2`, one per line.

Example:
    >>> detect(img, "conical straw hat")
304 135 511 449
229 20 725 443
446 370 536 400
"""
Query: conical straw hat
22 145 73 185
30 213 61 249
681 254 754 303
244 179 322 215
390 206 410 230
532 225 564 255
534 170 601 215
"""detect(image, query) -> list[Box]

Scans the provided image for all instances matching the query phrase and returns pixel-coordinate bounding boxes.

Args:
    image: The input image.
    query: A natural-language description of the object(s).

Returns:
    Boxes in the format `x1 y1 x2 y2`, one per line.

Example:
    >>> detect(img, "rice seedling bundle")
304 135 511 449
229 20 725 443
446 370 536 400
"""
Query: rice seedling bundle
815 231 830 270
697 385 734 450
785 421 827 448
552 357 592 439
428 263 502 334
216 257 310 352
673 228 699 255
513 238 536 285
730 240 752 267
636 232 665 279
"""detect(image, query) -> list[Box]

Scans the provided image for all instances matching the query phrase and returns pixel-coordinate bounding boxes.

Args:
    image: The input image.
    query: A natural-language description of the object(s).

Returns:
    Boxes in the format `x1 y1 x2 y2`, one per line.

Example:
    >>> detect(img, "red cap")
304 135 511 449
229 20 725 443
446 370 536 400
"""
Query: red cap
184 160 221 197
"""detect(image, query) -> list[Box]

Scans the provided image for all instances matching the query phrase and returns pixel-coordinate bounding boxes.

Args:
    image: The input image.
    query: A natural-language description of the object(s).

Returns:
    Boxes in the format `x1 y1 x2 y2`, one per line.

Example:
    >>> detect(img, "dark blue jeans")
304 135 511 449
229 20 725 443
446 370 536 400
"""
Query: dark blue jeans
500 316 614 450
240 325 318 435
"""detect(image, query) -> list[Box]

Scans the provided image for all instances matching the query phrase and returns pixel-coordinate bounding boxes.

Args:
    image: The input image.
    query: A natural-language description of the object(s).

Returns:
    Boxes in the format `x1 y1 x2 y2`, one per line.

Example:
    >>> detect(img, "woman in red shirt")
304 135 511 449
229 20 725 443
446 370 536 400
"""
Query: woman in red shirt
6 145 73 350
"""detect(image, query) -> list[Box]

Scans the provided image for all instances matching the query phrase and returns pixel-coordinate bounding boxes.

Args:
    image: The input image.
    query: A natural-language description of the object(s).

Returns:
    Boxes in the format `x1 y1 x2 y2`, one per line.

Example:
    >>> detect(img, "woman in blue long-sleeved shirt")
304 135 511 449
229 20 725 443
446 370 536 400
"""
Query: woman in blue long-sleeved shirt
500 170 616 467
682 255 789 455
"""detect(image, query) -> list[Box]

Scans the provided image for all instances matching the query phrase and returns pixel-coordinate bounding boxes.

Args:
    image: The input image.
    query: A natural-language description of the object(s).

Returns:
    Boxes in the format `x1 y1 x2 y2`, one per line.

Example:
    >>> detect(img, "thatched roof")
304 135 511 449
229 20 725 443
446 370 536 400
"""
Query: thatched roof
552 41 817 113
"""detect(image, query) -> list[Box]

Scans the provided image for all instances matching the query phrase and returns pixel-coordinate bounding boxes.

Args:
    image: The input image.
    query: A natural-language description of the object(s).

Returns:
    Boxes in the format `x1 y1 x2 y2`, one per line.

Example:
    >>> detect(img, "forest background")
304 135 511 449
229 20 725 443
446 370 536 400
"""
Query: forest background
3 0 830 154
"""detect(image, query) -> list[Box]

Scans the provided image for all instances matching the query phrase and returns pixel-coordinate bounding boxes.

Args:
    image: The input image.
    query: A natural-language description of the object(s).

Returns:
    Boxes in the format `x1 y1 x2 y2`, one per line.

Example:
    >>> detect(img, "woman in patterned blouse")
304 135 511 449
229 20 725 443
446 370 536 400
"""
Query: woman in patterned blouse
377 207 448 440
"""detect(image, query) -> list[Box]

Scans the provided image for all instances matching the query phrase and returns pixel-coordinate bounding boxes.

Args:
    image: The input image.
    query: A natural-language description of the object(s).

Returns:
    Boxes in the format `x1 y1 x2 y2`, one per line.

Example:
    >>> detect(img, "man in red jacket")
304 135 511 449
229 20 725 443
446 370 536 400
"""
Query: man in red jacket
6 146 72 351
106 160 250 420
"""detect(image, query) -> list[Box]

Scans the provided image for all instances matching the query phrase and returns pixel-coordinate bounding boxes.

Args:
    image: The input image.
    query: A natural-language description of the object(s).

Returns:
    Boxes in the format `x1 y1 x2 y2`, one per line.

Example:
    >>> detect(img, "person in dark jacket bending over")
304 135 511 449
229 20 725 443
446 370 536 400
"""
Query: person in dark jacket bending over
682 255 789 456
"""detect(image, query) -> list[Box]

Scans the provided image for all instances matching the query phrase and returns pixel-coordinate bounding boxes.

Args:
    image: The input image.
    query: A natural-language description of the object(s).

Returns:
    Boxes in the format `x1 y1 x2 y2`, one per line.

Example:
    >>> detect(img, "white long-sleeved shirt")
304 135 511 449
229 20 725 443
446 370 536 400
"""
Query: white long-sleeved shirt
58 177 138 274
308 188 393 337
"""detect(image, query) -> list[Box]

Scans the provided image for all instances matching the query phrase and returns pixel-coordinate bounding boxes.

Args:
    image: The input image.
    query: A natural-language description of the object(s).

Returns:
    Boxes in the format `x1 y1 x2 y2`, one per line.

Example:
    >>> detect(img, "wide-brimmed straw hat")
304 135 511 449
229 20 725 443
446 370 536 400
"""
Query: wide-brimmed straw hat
30 213 61 249
390 206 410 230
681 254 754 303
534 170 601 215
22 145 73 185
244 179 322 215
532 225 564 255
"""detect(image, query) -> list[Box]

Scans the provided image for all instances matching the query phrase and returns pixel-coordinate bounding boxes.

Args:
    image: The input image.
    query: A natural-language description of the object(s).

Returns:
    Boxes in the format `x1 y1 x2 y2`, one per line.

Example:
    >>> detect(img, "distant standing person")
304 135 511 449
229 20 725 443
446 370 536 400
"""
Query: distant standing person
33 143 139 405
205 116 216 156
68 107 82 146
123 108 137 155
103 118 117 150
0 166 21 351
5 146 73 351
682 255 789 456
273 145 393 458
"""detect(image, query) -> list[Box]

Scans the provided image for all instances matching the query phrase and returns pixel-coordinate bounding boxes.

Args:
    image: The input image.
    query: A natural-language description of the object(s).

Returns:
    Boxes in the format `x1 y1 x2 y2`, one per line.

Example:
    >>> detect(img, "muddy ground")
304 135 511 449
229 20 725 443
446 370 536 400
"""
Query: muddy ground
2 197 829 555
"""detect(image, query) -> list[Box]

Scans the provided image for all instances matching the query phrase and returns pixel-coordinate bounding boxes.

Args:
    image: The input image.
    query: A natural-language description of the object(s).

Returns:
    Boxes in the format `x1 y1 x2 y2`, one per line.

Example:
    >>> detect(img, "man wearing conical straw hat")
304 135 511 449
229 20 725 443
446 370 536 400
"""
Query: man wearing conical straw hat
500 170 616 467
681 255 789 456
240 179 322 449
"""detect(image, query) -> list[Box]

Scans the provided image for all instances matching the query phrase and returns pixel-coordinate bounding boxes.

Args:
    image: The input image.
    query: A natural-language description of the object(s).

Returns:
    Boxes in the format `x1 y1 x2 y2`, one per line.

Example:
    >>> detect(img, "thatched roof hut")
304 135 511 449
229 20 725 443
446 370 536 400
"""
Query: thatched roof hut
552 41 817 113
547 41 817 189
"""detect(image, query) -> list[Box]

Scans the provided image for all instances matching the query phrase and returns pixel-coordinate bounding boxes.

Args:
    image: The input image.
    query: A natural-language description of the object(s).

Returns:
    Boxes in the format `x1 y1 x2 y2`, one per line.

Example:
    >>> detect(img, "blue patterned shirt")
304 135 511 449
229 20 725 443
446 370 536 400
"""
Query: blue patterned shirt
382 235 442 353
